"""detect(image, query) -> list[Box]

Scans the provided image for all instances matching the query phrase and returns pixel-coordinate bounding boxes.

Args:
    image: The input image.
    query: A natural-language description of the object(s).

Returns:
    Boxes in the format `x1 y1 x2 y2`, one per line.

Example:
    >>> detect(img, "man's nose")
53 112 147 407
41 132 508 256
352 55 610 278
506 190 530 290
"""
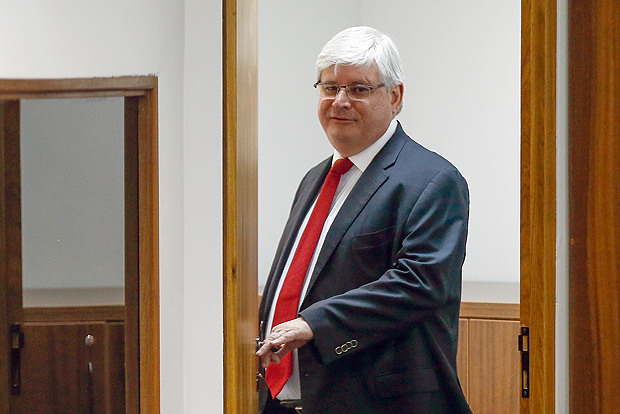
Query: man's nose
333 88 351 107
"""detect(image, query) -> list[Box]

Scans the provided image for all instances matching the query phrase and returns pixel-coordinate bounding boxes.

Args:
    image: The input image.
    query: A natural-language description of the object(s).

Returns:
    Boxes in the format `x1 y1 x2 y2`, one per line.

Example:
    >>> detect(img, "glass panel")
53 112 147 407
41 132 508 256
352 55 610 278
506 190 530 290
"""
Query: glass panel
20 97 125 307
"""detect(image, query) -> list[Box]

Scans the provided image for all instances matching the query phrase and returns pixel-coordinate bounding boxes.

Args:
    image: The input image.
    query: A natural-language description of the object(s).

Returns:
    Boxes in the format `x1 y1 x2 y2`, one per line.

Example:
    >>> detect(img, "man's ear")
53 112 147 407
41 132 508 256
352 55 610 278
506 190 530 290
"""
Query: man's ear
391 83 404 114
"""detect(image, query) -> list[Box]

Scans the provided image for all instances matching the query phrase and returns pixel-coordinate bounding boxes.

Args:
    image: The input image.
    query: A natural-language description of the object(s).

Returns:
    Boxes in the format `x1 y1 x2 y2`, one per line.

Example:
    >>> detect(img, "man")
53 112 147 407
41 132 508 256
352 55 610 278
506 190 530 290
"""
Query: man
257 26 472 414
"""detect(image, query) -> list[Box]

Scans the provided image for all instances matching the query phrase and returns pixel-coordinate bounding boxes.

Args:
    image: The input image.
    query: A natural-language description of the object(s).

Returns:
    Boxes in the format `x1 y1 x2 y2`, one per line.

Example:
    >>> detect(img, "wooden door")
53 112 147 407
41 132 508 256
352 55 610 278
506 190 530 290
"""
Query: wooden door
1 98 128 413
520 0 557 412
568 0 620 411
0 77 160 413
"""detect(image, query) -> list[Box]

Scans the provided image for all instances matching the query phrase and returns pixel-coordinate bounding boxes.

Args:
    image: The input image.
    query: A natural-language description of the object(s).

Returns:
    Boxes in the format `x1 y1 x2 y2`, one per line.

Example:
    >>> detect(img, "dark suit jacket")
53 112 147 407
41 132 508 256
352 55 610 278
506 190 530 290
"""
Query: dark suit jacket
259 124 472 413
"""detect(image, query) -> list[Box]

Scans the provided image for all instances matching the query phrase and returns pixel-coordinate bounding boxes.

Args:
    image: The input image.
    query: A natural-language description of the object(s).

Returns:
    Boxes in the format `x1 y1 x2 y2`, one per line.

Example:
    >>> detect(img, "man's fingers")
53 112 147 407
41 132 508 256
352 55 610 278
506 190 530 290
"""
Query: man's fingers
256 318 313 369
256 337 288 360
256 328 291 356
258 344 287 368
256 339 283 356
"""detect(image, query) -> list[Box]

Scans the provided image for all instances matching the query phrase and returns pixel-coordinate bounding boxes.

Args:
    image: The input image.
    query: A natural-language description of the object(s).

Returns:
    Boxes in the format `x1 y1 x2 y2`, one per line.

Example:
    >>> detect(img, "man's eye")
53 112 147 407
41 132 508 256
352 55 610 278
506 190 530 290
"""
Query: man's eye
350 86 370 94
323 85 339 94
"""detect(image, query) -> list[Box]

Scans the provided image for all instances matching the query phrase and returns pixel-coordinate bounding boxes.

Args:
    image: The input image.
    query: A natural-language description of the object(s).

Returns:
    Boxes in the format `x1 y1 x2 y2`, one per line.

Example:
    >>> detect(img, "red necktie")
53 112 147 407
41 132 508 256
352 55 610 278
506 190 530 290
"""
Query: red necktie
266 158 354 396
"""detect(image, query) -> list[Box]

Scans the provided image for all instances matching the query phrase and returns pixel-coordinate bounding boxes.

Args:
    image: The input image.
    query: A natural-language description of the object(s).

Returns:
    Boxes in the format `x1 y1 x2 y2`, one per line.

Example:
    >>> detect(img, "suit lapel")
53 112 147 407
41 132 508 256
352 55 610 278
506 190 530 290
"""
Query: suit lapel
261 158 332 313
302 127 408 300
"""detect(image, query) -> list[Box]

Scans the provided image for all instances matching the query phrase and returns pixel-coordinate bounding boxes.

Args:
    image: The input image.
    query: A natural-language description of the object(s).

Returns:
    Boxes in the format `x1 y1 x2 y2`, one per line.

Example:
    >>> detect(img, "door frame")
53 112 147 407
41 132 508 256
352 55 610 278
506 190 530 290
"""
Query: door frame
223 0 259 413
520 0 557 412
0 76 160 413
223 1 558 412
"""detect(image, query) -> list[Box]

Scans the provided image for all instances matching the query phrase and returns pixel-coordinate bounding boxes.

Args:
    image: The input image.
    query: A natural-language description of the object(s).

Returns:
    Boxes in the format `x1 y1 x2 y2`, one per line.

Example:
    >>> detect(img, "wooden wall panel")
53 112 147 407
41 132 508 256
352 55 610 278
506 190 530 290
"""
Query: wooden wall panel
457 303 520 411
457 319 469 398
468 319 521 414
13 322 125 414
104 323 126 414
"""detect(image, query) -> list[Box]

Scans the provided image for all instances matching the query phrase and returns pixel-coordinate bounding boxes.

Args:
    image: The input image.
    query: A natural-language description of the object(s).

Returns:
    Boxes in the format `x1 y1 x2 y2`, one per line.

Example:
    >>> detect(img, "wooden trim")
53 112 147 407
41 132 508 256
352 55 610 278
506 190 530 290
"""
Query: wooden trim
521 0 557 412
0 103 6 412
1 102 23 326
137 80 160 414
223 0 259 412
125 96 141 414
568 1 620 412
0 100 20 412
0 100 23 410
460 302 520 321
0 91 146 100
23 287 124 307
0 77 155 99
23 306 125 323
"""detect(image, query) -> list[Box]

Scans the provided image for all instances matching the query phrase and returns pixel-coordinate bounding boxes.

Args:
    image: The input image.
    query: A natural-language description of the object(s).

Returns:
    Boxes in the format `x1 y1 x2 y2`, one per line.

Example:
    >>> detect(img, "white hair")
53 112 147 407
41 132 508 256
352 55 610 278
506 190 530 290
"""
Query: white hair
316 26 404 88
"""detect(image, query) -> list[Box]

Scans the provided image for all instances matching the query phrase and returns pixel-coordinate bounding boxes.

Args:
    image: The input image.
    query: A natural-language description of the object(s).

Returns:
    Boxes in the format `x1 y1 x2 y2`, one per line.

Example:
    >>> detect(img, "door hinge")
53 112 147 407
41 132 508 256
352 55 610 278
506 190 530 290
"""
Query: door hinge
10 324 24 395
518 326 530 398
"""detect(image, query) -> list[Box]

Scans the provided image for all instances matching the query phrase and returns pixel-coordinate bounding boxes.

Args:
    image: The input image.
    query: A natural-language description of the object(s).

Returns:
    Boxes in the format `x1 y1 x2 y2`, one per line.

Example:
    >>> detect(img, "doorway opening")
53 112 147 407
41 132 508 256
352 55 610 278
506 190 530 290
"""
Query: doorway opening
0 77 159 413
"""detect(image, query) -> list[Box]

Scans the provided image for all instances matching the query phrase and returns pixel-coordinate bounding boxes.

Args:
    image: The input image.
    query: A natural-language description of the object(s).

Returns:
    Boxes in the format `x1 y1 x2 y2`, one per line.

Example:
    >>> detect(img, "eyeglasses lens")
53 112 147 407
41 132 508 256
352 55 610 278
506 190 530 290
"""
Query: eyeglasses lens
317 85 371 100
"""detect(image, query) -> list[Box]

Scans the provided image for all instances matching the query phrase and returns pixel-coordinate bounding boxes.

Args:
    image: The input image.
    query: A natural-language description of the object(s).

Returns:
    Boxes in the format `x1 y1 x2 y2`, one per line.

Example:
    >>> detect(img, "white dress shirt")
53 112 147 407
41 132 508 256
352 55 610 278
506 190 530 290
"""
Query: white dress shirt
266 119 398 400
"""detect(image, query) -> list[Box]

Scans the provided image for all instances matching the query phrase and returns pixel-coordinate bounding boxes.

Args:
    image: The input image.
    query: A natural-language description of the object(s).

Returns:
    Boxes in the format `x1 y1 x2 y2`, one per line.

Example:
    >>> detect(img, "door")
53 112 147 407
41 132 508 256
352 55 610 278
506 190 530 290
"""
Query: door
520 0 557 412
2 97 128 413
0 77 160 414
223 1 558 413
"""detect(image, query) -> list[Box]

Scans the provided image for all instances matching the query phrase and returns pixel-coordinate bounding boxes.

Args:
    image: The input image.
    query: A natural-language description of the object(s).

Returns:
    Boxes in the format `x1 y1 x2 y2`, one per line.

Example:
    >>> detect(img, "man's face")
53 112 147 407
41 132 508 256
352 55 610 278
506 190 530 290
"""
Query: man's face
317 64 403 157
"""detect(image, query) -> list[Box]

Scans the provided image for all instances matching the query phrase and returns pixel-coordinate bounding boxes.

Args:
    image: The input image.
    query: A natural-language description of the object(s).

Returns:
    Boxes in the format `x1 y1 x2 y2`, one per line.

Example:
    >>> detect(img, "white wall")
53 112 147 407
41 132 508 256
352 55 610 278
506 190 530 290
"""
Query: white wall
0 1 223 412
258 0 360 289
556 0 569 410
183 0 223 411
258 1 521 291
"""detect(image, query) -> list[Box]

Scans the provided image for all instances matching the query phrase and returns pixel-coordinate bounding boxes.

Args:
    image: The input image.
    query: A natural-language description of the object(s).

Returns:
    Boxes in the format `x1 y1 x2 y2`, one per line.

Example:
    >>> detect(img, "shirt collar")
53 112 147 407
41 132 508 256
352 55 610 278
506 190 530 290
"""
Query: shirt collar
333 118 398 172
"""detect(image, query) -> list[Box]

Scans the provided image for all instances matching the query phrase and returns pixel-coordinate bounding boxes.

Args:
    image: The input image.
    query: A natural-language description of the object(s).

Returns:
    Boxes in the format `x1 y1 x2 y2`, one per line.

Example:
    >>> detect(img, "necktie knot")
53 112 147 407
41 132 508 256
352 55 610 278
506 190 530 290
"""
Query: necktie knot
331 158 354 176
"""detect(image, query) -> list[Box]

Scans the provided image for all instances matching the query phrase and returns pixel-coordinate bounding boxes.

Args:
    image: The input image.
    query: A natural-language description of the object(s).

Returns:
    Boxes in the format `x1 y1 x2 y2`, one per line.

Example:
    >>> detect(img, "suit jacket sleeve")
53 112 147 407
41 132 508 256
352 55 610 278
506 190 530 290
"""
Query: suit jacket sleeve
299 166 469 365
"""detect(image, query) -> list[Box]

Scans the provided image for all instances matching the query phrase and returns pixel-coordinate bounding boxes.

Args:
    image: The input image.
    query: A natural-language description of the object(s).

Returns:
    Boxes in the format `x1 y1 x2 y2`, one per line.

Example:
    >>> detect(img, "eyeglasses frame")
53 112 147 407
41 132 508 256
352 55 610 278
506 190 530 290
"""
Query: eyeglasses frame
313 81 386 101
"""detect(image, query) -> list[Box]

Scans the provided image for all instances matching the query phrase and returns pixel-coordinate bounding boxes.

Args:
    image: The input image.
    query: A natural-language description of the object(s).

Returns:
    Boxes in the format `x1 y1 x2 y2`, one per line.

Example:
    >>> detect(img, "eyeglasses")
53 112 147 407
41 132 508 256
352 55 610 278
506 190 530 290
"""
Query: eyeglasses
313 82 386 100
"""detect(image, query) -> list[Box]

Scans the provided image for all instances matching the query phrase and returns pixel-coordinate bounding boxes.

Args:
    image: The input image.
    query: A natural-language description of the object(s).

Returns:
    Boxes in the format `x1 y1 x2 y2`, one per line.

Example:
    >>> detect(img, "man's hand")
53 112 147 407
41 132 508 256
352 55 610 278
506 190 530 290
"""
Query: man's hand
256 317 314 368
